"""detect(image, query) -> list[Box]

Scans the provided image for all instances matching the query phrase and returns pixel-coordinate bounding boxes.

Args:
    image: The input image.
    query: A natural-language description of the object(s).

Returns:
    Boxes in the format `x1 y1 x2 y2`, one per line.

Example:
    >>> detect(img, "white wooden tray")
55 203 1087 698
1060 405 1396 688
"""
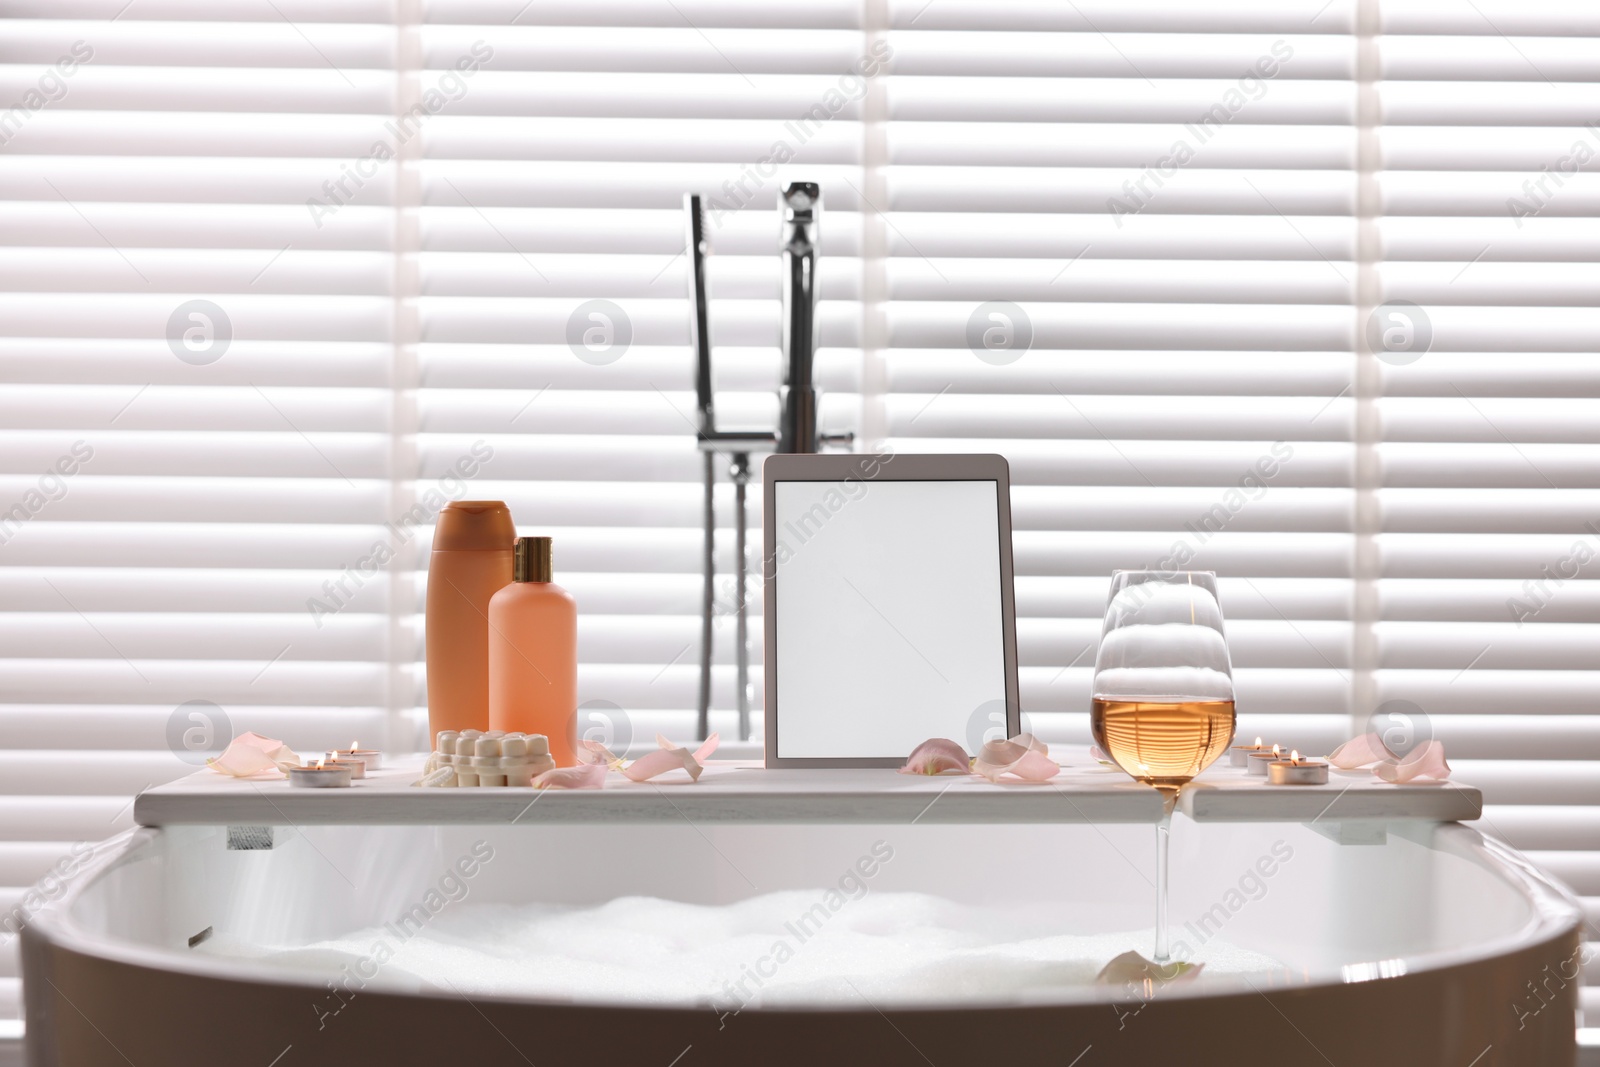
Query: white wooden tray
133 749 1481 827
1178 766 1482 823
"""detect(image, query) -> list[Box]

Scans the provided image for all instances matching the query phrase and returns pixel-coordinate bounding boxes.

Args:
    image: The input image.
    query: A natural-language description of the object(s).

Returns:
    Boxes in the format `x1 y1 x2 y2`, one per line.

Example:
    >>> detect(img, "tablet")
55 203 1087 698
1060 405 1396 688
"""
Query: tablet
763 451 1021 767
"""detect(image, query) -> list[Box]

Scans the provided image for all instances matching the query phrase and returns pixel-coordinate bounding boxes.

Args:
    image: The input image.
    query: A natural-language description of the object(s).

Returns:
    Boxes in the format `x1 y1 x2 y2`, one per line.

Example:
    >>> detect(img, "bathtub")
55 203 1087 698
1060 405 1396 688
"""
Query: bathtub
19 810 1583 1066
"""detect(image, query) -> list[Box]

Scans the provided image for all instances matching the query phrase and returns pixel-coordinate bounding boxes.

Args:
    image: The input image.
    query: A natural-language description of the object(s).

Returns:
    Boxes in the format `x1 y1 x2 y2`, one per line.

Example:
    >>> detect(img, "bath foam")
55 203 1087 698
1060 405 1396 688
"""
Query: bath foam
197 891 1284 1007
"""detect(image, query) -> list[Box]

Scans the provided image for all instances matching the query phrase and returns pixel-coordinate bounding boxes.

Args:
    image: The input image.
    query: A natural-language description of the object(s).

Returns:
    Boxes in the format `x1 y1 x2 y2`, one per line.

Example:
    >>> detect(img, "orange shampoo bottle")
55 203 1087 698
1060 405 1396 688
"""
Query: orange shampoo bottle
426 500 515 739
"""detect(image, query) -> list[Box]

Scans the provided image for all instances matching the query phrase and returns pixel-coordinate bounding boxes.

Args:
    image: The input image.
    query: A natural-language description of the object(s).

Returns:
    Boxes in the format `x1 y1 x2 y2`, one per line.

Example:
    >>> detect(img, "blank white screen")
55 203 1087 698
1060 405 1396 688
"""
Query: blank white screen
773 479 1007 759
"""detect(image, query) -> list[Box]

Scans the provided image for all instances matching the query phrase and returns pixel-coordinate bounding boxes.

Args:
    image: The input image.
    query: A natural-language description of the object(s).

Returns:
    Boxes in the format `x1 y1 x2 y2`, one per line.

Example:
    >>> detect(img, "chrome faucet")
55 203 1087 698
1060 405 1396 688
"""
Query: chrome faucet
685 193 776 455
685 182 850 741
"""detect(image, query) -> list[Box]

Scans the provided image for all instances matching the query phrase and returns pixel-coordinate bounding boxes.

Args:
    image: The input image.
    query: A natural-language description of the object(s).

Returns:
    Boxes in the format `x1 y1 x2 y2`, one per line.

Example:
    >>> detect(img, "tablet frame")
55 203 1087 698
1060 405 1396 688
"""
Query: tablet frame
762 451 1021 768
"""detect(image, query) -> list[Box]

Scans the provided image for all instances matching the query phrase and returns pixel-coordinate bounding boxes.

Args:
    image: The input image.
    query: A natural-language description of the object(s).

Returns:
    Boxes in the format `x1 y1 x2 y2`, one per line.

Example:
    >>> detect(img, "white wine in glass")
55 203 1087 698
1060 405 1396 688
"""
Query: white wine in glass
1091 570 1235 963
1090 696 1235 789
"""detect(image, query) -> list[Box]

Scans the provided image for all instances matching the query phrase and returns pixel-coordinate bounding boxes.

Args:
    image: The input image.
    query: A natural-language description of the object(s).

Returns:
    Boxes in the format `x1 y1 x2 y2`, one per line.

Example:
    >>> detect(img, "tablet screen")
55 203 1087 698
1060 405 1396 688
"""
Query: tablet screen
772 478 1008 759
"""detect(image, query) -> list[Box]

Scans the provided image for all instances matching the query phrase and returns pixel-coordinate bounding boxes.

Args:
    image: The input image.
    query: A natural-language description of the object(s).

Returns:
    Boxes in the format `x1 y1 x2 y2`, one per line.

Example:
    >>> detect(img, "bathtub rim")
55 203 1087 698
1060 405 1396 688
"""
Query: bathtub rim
22 819 1586 1015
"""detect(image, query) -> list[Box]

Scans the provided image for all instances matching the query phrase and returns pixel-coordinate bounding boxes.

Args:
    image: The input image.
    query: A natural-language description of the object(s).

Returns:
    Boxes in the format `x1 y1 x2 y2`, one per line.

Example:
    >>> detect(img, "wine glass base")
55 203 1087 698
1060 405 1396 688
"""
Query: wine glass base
1134 777 1194 791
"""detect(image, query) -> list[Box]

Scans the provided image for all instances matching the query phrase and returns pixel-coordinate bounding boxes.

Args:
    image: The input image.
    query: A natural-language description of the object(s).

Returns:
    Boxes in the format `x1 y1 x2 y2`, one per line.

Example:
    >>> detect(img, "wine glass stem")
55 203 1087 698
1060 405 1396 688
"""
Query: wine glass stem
1154 806 1173 964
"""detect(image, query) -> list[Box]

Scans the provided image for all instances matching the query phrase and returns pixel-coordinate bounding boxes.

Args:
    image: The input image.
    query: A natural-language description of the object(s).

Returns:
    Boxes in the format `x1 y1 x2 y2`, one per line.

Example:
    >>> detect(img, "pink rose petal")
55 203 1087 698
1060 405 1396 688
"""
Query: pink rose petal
579 733 719 780
1089 743 1113 765
208 747 280 777
1374 739 1451 783
1096 950 1205 988
899 738 971 776
531 762 607 790
975 733 1042 764
1016 732 1048 754
621 748 698 782
974 733 1059 783
1003 749 1062 782
1329 731 1389 769
207 732 300 778
620 735 701 782
578 738 621 767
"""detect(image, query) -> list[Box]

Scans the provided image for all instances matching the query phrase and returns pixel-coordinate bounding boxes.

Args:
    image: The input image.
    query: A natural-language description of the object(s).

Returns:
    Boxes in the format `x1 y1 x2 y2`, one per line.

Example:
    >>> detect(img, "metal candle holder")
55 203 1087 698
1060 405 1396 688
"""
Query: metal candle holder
1268 757 1329 786
289 764 351 789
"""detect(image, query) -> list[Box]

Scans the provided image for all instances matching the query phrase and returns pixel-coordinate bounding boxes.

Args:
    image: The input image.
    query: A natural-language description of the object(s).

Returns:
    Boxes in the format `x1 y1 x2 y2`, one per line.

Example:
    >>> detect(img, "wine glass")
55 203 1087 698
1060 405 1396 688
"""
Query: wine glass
1091 570 1235 963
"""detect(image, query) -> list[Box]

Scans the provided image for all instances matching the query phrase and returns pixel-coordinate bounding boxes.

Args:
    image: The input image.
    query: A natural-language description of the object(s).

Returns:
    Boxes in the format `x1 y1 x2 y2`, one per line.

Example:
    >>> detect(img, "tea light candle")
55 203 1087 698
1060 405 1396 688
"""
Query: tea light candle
1229 736 1271 768
326 742 382 772
1267 751 1329 786
289 760 352 789
323 757 366 780
1247 745 1286 776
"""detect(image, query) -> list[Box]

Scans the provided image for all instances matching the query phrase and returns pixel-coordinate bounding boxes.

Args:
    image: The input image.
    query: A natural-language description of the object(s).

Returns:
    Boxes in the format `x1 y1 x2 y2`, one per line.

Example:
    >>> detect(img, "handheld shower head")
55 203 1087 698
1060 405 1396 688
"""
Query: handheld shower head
779 181 820 454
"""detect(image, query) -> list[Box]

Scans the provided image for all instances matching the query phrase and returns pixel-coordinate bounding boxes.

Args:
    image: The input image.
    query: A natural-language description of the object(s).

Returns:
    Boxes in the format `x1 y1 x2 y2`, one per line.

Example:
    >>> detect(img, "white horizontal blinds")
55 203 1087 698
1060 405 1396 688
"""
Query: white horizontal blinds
1374 0 1600 1005
0 0 399 1009
879 0 1360 750
0 0 1594 1026
416 0 866 742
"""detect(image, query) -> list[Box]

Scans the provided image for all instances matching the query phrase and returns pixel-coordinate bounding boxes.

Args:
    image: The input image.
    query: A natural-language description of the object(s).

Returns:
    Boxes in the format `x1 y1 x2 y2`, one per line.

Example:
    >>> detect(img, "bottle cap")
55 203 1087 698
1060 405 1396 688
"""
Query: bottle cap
512 536 553 582
433 501 515 552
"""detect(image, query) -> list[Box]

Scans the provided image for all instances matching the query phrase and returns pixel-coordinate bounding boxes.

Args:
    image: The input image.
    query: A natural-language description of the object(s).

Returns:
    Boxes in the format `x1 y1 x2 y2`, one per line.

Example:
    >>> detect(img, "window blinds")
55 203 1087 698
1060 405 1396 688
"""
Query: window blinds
1374 0 1600 1014
1 0 1597 1028
0 0 403 1024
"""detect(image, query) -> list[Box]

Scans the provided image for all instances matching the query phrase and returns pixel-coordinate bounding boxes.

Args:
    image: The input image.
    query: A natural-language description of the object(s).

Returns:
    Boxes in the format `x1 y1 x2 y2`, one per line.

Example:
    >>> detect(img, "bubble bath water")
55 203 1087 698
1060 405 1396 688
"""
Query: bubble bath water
197 890 1284 1011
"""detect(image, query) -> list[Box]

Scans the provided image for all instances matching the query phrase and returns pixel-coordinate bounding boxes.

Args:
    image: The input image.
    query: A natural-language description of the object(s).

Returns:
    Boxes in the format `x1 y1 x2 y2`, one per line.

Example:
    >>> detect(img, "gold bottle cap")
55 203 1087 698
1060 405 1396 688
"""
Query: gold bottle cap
512 536 552 583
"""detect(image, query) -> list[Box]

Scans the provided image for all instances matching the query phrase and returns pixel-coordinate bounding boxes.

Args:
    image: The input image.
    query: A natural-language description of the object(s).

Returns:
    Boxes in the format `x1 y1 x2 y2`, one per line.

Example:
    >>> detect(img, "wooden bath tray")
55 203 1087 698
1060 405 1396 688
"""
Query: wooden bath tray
133 750 1482 827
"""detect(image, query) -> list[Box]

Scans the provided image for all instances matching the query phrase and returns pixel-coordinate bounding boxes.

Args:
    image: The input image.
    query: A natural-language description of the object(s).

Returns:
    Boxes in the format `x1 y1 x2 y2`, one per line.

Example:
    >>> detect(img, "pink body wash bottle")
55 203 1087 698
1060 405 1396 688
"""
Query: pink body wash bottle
488 536 578 766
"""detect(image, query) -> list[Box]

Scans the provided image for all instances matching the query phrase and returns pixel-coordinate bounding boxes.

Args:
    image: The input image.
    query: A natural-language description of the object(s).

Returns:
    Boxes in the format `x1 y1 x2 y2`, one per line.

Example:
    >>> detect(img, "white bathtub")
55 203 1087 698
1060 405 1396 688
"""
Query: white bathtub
19 815 1583 1066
